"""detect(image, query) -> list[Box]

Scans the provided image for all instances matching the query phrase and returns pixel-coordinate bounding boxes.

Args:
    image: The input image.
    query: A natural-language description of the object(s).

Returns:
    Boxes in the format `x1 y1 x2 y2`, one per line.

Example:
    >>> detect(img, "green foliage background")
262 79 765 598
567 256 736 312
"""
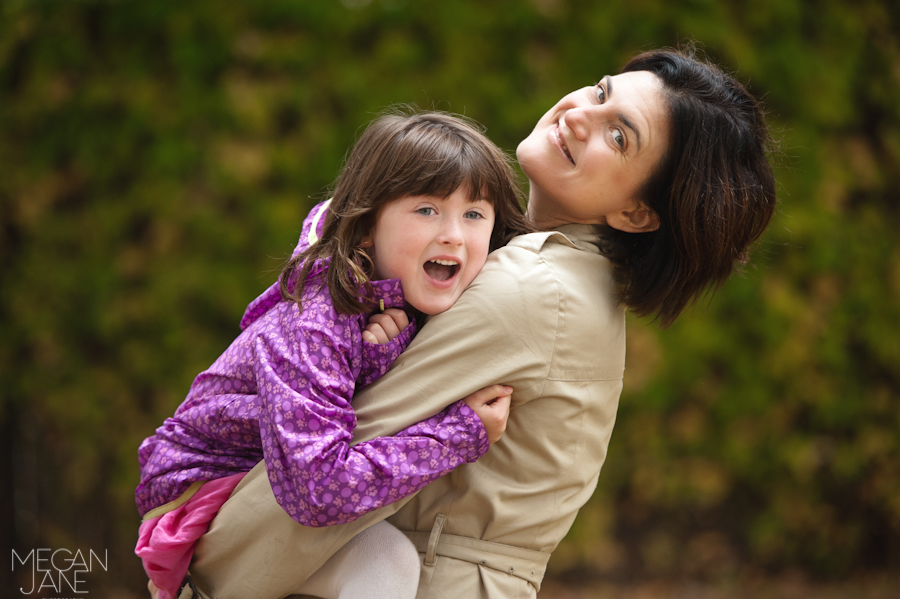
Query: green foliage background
1 0 898 595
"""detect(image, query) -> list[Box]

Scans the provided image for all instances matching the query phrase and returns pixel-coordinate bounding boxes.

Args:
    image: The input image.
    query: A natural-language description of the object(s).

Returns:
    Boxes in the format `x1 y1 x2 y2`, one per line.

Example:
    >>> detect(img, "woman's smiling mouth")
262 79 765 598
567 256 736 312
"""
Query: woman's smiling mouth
552 124 575 165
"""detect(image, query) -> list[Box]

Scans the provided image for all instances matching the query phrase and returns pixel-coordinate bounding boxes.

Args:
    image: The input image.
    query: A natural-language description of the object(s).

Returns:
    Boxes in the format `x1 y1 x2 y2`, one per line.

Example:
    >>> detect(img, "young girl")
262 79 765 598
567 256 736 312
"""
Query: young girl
134 110 532 599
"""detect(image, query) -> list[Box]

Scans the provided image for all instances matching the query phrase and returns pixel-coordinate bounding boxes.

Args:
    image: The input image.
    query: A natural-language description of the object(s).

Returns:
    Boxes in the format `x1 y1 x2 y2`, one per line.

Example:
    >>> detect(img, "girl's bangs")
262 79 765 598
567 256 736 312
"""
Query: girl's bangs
397 143 509 207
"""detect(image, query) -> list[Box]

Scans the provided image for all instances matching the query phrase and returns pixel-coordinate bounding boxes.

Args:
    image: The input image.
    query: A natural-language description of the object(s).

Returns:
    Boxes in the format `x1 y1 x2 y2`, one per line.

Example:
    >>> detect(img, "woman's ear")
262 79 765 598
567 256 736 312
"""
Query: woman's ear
606 205 660 233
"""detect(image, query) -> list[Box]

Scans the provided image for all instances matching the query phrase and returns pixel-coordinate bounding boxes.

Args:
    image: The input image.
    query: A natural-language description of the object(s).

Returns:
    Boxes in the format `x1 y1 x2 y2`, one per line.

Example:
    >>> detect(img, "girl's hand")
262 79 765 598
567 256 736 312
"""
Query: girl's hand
363 308 410 344
463 385 512 445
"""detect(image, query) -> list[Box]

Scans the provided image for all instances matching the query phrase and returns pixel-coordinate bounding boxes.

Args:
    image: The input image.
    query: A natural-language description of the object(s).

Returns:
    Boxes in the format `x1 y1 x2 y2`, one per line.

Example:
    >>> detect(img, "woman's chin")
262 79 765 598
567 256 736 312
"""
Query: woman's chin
516 133 546 171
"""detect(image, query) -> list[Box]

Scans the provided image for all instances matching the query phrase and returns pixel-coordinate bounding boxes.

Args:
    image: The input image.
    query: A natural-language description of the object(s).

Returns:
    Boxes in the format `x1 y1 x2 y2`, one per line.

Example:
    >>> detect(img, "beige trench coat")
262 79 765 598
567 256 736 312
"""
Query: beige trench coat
191 226 625 599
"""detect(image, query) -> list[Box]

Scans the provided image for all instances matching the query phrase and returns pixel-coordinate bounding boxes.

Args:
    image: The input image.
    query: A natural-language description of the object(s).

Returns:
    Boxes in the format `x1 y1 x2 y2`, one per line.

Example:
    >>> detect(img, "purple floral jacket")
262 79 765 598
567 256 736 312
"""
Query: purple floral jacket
136 201 489 527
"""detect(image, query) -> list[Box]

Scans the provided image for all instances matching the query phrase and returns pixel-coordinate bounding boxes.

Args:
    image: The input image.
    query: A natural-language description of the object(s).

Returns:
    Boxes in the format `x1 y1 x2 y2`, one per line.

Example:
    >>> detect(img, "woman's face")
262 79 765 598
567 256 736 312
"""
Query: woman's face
517 70 669 231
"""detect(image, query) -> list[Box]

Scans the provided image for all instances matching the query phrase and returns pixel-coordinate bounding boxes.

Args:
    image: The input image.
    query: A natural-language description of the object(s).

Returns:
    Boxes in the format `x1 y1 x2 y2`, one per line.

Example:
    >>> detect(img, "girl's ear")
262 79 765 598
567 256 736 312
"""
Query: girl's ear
606 205 660 234
360 235 374 249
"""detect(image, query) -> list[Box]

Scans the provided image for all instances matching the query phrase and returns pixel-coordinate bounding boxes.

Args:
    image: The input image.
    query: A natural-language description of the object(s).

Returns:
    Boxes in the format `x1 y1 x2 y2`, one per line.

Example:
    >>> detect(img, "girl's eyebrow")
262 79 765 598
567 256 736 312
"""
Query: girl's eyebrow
603 75 643 151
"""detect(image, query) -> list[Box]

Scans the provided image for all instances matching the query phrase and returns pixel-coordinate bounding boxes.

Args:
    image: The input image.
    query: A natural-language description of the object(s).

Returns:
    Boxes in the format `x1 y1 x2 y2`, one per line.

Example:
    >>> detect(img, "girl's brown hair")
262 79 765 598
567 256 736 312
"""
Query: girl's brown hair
280 108 531 314
598 46 777 327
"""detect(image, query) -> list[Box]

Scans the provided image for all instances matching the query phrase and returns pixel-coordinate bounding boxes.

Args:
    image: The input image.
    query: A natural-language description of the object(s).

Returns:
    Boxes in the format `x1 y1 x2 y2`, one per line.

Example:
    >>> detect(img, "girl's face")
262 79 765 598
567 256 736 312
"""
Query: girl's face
366 188 495 315
517 70 669 232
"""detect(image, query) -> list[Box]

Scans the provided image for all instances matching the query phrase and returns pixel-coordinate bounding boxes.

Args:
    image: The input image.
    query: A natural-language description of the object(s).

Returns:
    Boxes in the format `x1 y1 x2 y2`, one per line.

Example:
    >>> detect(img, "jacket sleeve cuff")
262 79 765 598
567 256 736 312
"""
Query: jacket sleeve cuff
399 399 490 464
357 318 417 387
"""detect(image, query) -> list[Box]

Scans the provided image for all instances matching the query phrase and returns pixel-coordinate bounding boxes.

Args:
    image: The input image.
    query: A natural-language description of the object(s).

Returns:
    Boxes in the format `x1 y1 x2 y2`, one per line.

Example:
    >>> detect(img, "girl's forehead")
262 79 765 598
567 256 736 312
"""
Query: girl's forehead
455 182 495 203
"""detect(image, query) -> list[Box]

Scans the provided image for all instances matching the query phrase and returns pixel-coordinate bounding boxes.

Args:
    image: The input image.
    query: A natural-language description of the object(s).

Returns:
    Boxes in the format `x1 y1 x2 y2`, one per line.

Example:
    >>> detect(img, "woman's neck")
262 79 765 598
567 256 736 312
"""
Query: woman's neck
526 204 593 231
525 186 607 230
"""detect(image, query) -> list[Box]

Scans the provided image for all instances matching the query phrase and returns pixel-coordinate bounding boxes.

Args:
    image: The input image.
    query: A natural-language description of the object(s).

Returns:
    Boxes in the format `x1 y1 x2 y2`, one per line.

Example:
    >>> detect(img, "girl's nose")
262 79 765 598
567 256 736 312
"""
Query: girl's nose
437 217 464 246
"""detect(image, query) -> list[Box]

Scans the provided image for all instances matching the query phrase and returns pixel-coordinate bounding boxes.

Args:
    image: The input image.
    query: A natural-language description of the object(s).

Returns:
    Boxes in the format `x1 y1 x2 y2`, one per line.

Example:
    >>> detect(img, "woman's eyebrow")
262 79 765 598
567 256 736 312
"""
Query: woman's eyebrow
604 75 643 151
619 114 642 151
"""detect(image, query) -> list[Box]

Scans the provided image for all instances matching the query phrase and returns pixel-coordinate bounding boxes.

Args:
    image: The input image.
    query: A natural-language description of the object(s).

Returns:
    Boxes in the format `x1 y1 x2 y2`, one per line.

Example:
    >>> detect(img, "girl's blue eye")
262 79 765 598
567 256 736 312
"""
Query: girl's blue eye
417 207 435 216
464 210 483 220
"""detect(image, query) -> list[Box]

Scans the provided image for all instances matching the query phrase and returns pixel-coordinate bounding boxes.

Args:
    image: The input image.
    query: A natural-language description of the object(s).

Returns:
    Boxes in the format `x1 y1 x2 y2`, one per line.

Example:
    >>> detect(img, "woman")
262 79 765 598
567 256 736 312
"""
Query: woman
186 47 776 599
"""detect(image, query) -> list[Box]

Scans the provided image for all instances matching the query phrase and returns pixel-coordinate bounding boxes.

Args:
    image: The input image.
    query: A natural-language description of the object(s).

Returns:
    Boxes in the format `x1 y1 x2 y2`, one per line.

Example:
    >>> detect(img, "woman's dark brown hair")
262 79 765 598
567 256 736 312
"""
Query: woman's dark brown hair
280 108 531 314
598 46 777 327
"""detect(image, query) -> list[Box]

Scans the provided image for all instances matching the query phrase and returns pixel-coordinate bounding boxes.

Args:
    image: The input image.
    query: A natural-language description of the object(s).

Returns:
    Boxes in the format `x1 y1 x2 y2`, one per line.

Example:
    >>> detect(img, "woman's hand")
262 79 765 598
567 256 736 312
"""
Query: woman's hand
363 308 410 344
463 385 512 444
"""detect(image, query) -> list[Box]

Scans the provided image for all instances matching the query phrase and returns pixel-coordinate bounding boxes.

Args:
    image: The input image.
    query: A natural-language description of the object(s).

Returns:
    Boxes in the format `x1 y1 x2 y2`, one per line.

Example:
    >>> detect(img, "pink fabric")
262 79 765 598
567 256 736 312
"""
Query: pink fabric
136 472 247 599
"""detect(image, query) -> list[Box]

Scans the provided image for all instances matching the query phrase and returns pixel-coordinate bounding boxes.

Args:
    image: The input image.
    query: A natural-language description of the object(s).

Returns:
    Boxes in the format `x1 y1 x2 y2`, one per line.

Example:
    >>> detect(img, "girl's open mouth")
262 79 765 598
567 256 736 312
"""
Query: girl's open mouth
423 259 459 282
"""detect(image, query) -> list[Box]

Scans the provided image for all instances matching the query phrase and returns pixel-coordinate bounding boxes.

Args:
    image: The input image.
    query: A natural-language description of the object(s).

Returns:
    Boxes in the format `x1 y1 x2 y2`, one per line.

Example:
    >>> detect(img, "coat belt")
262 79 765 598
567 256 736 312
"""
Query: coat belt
402 514 551 589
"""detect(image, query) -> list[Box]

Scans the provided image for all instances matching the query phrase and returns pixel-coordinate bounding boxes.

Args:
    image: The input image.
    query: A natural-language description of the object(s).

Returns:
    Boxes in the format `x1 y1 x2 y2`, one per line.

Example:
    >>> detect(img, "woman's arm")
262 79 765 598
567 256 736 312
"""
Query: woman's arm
350 237 562 445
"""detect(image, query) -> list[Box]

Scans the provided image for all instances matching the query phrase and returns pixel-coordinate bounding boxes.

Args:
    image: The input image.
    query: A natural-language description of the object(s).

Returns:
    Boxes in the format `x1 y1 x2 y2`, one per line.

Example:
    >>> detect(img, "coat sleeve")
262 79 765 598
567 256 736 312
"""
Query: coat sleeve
350 242 561 445
254 298 489 527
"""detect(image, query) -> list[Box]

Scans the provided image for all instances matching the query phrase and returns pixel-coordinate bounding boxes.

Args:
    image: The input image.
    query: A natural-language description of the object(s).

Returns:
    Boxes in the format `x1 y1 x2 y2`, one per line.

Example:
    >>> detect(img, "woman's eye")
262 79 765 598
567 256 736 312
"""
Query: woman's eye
612 129 625 148
464 210 483 220
416 207 436 216
596 84 606 103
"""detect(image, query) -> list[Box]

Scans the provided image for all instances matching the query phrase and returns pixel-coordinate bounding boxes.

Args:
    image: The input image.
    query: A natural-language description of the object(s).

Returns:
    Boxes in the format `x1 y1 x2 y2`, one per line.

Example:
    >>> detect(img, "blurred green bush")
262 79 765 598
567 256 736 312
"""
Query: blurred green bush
1 0 898 594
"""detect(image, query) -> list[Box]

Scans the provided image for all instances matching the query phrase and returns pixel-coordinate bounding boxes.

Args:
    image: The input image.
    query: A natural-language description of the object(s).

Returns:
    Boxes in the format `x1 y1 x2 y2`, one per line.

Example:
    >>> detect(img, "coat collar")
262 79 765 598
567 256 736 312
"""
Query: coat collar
552 224 602 255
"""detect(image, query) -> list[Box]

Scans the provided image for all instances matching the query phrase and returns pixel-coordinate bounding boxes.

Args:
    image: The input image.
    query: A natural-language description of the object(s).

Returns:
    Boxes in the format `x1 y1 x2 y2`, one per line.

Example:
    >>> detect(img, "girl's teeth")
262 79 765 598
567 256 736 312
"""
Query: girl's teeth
430 259 458 266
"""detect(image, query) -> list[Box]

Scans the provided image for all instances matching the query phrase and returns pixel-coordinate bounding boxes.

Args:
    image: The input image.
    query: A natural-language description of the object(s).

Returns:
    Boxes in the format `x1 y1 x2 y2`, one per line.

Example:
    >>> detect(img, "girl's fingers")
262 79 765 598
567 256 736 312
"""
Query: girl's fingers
363 309 409 345
382 308 409 331
463 388 512 444
490 393 512 412
465 384 514 407
363 325 389 344
367 311 403 340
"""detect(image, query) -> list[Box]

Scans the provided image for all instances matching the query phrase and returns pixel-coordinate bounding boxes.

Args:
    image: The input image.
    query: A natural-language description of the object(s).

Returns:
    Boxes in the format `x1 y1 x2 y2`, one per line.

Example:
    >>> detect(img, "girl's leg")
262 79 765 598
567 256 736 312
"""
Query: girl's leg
298 520 421 599
191 462 417 599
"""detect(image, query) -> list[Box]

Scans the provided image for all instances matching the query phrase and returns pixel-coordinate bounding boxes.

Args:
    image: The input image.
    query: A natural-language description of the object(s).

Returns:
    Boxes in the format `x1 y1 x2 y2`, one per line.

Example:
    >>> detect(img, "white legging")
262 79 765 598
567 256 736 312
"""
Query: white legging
295 520 421 599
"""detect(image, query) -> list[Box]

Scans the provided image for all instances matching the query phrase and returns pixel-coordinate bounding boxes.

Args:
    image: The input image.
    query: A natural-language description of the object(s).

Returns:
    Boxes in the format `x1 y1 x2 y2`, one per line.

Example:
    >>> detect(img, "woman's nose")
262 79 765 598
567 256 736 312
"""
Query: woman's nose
561 106 592 141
